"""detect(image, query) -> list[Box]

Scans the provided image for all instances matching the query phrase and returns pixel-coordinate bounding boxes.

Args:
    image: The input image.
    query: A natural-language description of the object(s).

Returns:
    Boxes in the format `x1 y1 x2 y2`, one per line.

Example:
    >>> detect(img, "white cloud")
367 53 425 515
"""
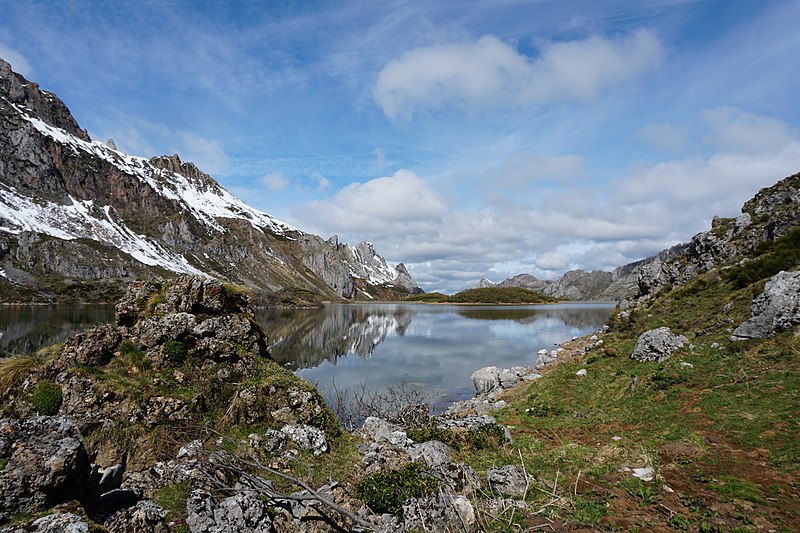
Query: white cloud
702 106 796 155
301 169 448 232
0 43 33 77
261 171 290 191
374 29 664 119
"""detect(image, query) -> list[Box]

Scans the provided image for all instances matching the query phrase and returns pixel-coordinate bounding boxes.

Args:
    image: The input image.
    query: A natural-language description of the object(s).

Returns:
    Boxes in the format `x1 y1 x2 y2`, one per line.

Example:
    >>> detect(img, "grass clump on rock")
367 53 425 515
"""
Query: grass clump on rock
30 380 63 415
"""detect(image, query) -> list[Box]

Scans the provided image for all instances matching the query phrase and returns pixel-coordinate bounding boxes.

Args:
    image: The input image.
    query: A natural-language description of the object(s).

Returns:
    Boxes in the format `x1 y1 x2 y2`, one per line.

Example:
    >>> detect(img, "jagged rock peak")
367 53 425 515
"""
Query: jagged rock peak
0 57 89 141
475 278 495 288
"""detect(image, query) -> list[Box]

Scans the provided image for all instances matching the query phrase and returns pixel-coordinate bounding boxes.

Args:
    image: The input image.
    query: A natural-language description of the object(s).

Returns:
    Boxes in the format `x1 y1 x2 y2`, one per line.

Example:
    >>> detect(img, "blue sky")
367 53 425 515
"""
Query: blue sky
2 0 799 292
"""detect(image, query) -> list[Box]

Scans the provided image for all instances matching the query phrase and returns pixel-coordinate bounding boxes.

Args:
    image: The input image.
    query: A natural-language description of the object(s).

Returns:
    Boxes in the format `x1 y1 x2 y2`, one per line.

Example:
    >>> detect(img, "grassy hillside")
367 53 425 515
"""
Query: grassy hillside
405 286 556 304
442 266 800 531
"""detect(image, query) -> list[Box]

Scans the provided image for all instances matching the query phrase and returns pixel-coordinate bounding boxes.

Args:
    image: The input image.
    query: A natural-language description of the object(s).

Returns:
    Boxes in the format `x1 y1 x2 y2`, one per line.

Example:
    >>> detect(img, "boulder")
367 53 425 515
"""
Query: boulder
0 417 95 521
105 499 169 533
409 440 451 468
280 424 328 456
186 489 273 533
26 513 90 533
630 327 688 362
358 417 411 448
403 493 477 532
471 366 502 395
731 270 800 340
487 465 529 497
60 325 121 367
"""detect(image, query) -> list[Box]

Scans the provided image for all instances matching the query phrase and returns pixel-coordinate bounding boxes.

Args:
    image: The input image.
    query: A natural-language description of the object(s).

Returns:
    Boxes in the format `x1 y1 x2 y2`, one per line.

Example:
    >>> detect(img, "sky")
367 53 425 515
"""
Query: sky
1 0 799 293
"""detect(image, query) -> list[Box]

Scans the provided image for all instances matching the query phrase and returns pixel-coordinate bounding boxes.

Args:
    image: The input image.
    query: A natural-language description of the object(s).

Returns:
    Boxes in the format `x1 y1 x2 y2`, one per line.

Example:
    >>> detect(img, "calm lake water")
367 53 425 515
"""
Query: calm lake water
0 302 614 409
256 303 615 408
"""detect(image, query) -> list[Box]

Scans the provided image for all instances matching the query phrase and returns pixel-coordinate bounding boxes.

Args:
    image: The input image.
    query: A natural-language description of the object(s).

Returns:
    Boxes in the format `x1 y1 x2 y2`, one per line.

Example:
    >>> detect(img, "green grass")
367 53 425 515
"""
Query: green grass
153 480 190 520
453 267 800 529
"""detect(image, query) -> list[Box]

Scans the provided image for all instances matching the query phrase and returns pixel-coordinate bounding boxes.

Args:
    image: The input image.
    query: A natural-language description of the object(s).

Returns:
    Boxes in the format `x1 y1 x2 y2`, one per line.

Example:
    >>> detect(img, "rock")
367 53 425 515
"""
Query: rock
105 499 169 533
487 465 529 497
280 424 328 456
403 493 477 532
60 324 120 367
471 366 502 395
358 417 411 448
98 488 141 516
134 312 197 350
576 368 587 377
262 429 287 454
0 417 95 521
409 440 451 468
731 270 800 340
186 489 273 533
28 513 90 533
437 414 497 431
630 327 688 362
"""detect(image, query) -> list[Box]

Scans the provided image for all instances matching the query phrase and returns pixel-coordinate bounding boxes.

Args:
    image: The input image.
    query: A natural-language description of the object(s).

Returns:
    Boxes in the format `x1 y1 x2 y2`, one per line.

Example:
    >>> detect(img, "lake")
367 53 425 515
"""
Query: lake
255 303 615 409
0 302 614 410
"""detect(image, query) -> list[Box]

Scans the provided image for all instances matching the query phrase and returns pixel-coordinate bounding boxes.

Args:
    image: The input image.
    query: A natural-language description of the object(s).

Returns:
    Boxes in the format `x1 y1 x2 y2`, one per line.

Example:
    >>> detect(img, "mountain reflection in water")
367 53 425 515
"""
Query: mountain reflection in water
256 303 614 408
0 305 115 355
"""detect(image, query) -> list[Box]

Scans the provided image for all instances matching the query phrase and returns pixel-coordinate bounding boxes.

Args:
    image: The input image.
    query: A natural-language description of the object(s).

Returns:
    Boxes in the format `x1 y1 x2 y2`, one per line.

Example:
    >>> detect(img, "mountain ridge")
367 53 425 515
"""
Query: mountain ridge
486 174 799 302
0 58 420 303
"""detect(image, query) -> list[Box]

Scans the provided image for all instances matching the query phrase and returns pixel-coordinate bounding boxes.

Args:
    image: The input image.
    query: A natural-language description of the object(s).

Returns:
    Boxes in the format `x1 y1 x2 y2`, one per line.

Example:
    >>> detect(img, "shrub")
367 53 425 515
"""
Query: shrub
356 462 438 516
31 381 63 415
724 227 800 288
162 340 188 365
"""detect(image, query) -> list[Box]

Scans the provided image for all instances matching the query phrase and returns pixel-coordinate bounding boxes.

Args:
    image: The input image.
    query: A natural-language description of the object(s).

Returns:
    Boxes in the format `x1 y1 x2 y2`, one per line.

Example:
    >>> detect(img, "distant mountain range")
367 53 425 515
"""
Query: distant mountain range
0 58 421 303
479 171 800 302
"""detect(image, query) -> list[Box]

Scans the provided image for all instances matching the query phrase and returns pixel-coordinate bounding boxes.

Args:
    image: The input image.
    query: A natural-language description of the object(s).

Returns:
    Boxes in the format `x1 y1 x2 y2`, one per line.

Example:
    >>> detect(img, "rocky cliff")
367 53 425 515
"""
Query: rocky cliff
493 172 800 302
0 59 420 303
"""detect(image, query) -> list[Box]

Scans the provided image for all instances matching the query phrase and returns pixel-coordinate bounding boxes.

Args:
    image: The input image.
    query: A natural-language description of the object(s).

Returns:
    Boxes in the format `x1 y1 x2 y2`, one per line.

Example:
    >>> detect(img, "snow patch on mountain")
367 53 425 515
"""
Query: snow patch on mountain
0 185 205 275
9 98 296 237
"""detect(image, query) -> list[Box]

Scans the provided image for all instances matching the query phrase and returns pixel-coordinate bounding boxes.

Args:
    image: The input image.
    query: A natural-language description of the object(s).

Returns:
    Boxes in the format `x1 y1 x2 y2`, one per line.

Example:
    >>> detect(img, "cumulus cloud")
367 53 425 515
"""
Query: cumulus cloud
374 29 663 119
0 43 33 77
301 169 448 232
261 171 290 191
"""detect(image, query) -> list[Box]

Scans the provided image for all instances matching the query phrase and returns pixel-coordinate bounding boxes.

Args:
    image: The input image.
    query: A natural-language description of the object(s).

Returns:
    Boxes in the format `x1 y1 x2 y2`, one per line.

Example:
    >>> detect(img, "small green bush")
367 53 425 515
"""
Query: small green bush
162 340 188 364
0 458 7 471
356 462 438 516
30 381 63 415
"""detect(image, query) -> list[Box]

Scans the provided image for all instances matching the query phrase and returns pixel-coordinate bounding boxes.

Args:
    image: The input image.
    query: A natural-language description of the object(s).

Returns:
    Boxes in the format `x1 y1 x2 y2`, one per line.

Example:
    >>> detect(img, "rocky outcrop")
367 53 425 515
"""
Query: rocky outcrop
297 234 421 299
0 417 95 521
731 270 800 340
186 490 273 533
630 327 688 362
492 173 800 302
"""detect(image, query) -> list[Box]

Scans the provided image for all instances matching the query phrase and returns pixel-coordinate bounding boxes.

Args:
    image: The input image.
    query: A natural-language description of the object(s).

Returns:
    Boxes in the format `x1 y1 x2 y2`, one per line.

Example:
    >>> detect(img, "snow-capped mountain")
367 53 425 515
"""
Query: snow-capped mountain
0 58 420 303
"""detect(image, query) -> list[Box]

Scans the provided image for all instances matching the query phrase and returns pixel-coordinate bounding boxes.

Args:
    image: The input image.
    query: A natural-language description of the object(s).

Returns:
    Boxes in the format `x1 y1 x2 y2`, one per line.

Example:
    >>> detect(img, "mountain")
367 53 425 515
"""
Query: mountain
493 172 799 302
0 59 420 303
